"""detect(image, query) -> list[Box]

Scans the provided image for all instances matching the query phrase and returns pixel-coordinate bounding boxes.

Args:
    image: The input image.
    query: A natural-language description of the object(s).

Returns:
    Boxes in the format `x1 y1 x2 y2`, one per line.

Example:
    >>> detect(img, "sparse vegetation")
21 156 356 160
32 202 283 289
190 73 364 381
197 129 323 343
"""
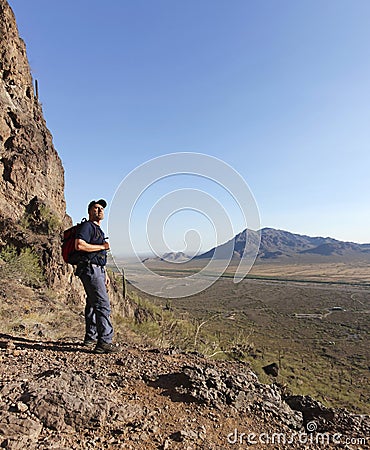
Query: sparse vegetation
107 275 258 363
117 268 369 415
21 203 62 234
0 244 45 287
0 274 84 340
113 290 216 353
38 204 62 232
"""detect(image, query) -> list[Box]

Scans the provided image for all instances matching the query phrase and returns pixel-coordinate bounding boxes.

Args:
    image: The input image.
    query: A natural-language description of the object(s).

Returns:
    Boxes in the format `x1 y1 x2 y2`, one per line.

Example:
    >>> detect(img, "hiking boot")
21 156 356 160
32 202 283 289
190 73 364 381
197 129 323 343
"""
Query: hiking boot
94 342 120 354
83 339 98 349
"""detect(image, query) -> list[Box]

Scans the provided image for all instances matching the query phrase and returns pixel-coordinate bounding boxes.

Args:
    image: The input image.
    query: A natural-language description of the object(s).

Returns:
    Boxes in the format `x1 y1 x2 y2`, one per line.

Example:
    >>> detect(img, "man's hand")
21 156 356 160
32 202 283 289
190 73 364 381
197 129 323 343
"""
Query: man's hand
105 274 110 290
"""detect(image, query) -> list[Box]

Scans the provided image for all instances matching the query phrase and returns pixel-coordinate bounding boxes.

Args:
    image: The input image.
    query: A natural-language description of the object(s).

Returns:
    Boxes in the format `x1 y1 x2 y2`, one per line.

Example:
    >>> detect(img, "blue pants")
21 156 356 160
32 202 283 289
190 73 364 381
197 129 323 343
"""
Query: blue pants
79 264 114 344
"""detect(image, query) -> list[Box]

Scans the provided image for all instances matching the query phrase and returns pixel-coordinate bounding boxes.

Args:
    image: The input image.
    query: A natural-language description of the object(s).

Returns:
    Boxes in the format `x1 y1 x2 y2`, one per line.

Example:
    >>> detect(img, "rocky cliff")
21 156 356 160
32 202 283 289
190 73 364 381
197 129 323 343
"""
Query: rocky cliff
0 0 77 292
0 1 67 222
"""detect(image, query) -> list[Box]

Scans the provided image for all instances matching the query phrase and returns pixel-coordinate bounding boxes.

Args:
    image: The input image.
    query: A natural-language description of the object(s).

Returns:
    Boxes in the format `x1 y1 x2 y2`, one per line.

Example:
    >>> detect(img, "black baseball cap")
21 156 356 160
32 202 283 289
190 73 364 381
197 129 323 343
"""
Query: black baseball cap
88 199 107 212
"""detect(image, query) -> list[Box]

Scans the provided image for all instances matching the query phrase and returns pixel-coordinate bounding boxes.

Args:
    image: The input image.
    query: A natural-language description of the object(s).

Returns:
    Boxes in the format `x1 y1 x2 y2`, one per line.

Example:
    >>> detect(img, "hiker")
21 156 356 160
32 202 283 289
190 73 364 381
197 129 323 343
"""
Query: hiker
74 199 119 354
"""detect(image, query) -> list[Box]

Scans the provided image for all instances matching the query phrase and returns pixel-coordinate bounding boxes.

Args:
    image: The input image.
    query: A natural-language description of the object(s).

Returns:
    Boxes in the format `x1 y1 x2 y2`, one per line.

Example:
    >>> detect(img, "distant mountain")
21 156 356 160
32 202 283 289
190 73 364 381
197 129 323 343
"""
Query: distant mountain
142 251 190 263
161 252 190 262
195 228 370 262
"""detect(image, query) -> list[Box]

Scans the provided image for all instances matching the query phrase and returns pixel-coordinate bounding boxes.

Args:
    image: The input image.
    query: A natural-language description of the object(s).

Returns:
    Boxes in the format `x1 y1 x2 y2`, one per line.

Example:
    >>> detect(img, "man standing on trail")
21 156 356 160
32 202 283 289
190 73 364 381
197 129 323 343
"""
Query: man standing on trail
74 199 119 354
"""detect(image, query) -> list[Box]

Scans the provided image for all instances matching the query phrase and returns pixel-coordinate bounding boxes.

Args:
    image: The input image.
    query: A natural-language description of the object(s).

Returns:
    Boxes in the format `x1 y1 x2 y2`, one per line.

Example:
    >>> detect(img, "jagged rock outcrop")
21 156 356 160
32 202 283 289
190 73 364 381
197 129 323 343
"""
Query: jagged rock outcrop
0 0 81 298
0 1 67 221
178 364 303 429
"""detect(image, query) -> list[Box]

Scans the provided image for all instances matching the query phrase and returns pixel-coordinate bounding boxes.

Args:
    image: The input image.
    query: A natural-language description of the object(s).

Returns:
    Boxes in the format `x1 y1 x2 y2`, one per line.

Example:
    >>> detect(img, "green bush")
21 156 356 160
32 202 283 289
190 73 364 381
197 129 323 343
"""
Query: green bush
39 204 62 232
0 245 45 287
21 203 62 234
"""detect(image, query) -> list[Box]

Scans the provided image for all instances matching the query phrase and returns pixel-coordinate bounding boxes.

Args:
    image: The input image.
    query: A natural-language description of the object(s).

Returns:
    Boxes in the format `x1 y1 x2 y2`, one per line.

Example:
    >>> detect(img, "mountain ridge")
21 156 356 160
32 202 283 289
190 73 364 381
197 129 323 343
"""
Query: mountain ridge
194 227 370 262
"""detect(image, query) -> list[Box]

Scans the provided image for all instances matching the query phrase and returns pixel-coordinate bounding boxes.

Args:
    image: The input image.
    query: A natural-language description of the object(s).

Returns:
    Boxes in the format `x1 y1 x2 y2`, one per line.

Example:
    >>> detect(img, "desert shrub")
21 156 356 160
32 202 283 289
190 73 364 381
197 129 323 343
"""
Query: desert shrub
0 244 45 287
21 203 61 234
117 291 224 354
39 204 62 232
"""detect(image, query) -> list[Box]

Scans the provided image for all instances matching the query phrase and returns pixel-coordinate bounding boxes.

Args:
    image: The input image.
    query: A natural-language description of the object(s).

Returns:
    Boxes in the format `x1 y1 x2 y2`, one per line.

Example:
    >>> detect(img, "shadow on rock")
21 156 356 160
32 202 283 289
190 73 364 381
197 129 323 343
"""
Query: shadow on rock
146 372 200 404
0 333 90 353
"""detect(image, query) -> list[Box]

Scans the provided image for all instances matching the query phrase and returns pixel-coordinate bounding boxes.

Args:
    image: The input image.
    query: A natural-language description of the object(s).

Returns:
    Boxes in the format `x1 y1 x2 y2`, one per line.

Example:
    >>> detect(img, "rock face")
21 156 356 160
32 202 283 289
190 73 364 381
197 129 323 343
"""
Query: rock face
0 0 78 295
262 362 279 377
179 364 302 430
0 0 67 222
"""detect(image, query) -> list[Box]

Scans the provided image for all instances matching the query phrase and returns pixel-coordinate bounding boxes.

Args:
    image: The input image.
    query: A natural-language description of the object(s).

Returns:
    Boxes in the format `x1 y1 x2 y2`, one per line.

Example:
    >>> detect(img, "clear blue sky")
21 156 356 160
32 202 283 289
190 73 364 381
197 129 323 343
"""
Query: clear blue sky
9 0 370 249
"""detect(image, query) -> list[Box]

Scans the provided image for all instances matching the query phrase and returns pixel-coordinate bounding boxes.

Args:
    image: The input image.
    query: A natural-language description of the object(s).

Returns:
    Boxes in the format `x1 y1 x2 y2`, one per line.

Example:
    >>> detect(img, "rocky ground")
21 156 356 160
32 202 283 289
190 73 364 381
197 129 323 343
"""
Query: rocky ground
0 331 368 449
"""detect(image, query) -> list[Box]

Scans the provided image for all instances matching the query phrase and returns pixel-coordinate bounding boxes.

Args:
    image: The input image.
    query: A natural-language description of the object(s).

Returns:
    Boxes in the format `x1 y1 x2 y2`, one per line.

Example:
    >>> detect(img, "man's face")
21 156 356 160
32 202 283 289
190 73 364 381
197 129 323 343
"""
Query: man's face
89 204 105 221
